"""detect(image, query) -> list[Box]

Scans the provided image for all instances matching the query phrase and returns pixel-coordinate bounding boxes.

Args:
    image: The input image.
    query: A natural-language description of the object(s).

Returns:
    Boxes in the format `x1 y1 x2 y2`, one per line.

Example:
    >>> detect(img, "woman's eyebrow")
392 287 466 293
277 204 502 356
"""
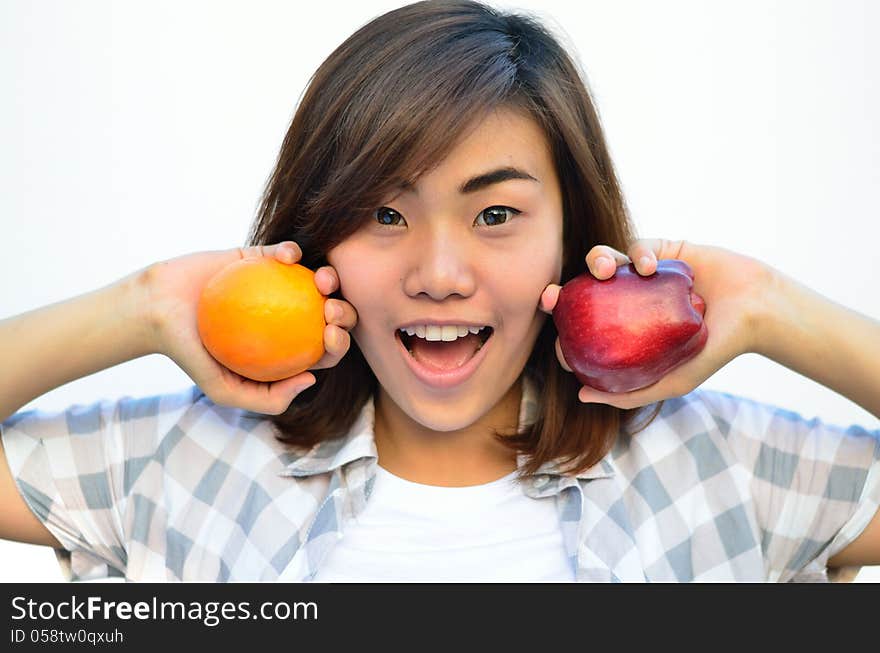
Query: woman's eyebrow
397 166 541 196
458 166 540 194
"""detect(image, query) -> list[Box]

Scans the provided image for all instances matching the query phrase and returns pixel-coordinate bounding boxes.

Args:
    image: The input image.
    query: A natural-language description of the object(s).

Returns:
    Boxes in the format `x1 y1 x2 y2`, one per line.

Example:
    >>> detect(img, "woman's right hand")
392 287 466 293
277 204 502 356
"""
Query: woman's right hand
144 241 358 414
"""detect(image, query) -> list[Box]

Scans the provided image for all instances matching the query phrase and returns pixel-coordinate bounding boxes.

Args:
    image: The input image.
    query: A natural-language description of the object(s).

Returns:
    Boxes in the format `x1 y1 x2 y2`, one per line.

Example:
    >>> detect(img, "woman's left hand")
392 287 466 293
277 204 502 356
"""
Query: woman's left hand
539 239 775 409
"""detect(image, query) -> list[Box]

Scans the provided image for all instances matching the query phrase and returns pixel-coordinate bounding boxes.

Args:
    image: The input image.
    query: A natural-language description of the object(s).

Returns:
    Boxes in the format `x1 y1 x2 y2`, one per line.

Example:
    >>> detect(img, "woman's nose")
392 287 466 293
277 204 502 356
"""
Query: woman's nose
403 230 477 300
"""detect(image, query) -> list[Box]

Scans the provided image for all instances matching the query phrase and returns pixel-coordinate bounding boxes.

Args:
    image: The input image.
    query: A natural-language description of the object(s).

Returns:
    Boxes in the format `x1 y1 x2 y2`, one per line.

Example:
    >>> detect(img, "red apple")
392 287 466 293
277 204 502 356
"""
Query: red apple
552 259 708 393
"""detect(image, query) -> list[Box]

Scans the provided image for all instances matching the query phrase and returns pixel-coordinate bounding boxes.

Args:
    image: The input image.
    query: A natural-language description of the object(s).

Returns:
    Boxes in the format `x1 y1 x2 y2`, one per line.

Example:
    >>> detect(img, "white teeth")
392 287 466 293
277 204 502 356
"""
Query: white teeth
399 325 488 342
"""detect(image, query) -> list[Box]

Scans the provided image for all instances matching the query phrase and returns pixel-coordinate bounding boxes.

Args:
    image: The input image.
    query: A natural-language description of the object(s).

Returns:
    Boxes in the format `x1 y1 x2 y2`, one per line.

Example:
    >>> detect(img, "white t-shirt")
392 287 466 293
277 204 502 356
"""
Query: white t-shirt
312 464 574 582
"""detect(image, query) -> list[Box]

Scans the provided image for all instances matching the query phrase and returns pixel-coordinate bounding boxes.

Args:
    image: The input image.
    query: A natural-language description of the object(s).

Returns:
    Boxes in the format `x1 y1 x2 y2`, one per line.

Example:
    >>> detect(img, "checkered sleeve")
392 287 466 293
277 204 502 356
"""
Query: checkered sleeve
696 389 880 582
1 393 169 581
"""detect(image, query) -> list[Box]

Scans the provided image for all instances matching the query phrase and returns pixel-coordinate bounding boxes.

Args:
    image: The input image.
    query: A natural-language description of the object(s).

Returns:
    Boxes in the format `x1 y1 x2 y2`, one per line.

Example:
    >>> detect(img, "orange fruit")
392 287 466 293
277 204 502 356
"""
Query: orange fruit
196 257 326 382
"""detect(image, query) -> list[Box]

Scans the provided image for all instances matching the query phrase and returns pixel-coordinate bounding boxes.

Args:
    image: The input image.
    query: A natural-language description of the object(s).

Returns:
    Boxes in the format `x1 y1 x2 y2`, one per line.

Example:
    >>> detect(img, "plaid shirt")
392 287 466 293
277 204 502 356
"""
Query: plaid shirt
2 376 878 582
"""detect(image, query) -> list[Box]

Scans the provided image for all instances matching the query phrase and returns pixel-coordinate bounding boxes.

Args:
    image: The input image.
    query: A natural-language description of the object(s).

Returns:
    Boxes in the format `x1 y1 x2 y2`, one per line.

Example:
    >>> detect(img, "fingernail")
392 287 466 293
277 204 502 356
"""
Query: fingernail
595 256 611 271
639 256 652 269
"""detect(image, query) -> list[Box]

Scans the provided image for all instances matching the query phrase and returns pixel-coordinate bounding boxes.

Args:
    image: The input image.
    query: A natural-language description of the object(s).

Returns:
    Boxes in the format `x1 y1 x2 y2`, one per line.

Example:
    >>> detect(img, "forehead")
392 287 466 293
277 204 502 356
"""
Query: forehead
450 107 551 161
397 107 556 197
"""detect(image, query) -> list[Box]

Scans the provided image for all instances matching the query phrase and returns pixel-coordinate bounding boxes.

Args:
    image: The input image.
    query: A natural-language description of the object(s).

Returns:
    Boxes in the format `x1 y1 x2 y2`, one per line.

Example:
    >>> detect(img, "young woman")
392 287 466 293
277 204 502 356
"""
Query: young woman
1 0 878 582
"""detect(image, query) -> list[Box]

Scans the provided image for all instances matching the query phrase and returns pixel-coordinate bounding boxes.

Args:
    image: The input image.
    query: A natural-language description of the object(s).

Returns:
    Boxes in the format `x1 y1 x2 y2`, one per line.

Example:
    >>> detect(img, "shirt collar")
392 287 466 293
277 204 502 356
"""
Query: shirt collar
278 375 616 481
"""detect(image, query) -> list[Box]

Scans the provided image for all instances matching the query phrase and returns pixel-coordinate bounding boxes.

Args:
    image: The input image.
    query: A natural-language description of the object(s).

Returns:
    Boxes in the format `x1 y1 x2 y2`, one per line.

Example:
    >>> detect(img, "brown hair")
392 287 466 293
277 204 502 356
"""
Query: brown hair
247 0 663 480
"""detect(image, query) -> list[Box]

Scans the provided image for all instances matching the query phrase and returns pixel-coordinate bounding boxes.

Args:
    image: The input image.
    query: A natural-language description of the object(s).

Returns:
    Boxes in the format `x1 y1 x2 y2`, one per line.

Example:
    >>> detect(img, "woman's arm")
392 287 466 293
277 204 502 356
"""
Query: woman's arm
0 268 153 548
0 242 355 549
540 238 880 568
754 268 880 420
754 267 880 568
0 269 156 424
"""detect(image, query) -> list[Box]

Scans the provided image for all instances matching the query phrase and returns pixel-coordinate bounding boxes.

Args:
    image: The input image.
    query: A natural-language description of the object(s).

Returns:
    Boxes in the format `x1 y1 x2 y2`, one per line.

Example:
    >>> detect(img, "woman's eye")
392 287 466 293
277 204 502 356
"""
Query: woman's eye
475 205 521 227
375 207 404 227
373 205 521 228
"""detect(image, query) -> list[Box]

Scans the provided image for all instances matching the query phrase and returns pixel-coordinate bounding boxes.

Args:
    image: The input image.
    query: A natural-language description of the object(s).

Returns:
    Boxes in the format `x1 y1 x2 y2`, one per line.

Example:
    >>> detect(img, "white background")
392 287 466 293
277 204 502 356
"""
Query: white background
1 0 878 581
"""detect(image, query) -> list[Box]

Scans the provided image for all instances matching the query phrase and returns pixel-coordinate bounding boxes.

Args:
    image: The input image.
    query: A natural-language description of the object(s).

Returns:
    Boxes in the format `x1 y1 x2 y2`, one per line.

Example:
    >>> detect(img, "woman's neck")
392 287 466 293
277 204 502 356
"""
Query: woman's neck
372 379 523 487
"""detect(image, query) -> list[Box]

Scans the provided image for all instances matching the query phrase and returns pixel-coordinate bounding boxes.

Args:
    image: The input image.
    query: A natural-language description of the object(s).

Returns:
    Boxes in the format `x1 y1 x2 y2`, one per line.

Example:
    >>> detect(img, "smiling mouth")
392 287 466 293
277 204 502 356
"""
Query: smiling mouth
396 327 494 355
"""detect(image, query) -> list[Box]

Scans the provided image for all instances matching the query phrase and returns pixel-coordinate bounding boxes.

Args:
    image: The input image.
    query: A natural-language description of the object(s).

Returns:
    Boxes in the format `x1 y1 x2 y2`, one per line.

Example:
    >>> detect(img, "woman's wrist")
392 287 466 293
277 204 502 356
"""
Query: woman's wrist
121 263 166 358
747 262 788 357
729 257 781 358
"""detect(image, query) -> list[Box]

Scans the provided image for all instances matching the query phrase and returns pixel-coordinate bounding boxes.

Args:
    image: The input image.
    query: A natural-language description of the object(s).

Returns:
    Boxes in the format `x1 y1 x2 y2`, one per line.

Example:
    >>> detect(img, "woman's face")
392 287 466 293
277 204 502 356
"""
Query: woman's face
327 107 564 434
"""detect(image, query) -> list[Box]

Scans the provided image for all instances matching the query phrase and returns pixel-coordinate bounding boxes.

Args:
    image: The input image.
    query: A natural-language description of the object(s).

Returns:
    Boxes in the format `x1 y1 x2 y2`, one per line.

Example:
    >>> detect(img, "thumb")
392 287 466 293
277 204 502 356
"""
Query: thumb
539 283 562 315
262 372 317 413
237 241 303 265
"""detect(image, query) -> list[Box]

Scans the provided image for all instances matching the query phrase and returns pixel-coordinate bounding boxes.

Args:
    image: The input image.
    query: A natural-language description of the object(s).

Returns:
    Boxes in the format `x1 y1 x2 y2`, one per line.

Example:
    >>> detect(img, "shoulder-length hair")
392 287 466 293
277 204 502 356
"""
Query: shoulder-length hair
247 0 663 480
